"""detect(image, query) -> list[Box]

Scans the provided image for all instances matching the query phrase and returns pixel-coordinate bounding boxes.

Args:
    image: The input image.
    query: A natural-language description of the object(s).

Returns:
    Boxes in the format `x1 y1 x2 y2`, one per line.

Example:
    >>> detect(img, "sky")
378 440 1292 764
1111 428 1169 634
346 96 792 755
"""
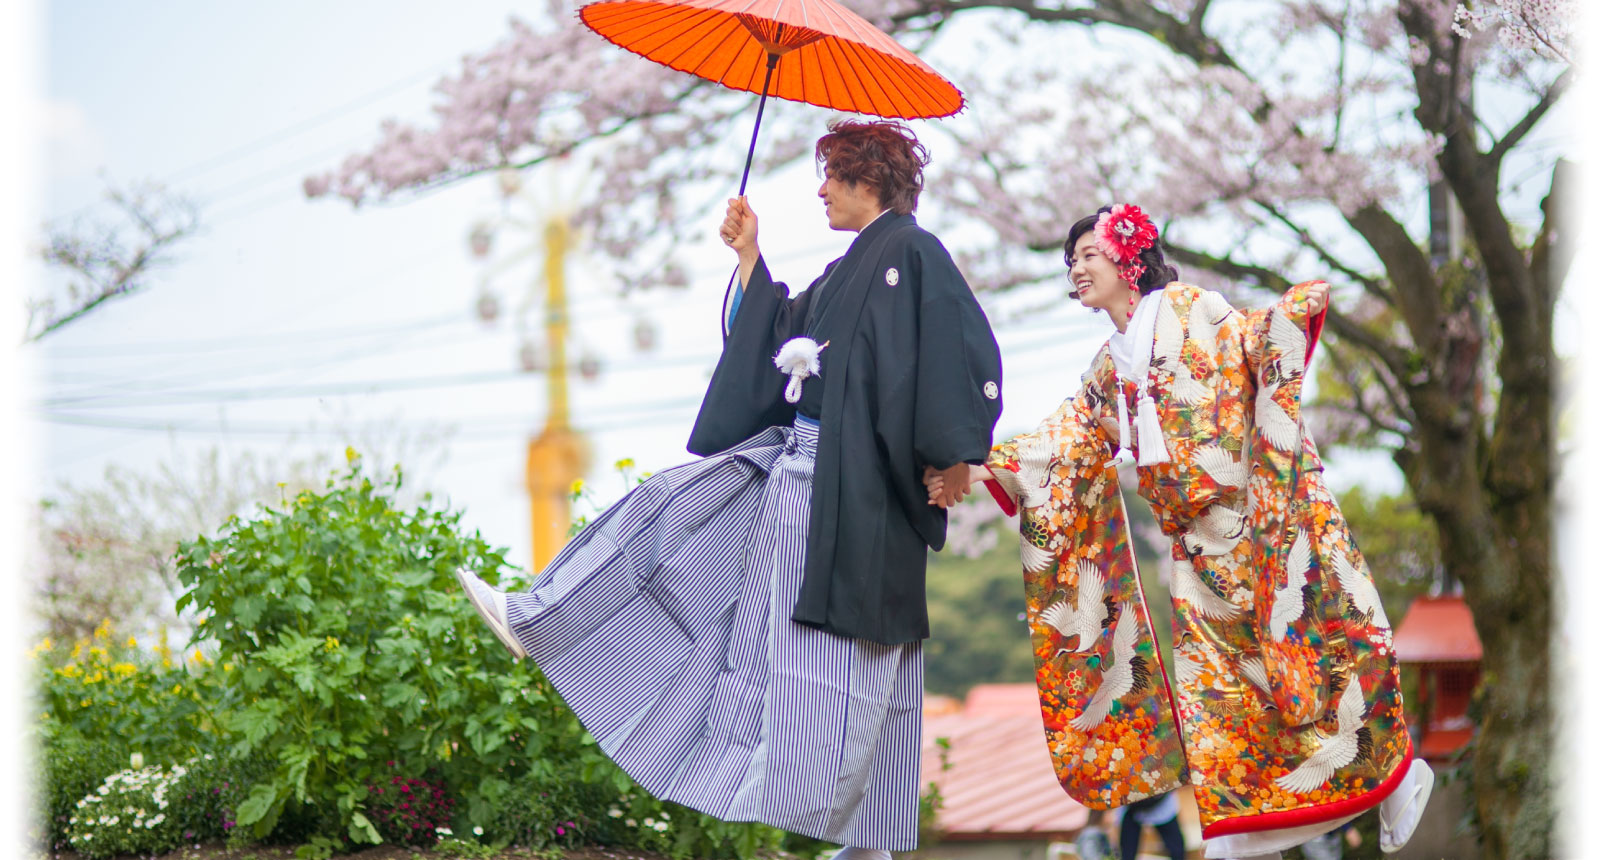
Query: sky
20 0 1159 585
5 0 1599 853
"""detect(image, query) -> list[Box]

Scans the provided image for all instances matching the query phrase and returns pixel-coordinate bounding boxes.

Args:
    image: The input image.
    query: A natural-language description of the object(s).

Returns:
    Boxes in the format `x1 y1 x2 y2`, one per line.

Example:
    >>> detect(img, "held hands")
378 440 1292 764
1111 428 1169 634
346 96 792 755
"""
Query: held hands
923 463 992 508
1302 281 1329 316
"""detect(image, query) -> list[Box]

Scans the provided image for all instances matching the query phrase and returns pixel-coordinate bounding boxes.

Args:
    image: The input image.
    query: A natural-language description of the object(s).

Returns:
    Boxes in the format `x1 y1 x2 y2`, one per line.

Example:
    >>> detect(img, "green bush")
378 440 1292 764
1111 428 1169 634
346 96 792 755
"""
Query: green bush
173 453 589 845
16 450 800 859
65 762 189 859
33 622 216 764
167 751 273 847
38 731 132 851
32 622 224 851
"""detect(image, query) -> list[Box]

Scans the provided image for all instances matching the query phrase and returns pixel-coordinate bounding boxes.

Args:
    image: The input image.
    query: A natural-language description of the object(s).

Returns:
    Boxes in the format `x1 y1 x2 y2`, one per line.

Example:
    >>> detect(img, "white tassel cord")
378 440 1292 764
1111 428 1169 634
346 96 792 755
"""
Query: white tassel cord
774 337 827 404
1115 388 1134 464
1135 391 1171 465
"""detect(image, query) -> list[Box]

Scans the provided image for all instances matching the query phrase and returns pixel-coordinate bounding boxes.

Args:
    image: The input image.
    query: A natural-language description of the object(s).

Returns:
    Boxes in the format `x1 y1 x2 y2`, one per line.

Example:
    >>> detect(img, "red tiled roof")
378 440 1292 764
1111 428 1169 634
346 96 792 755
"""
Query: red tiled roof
921 684 1089 839
1392 594 1482 664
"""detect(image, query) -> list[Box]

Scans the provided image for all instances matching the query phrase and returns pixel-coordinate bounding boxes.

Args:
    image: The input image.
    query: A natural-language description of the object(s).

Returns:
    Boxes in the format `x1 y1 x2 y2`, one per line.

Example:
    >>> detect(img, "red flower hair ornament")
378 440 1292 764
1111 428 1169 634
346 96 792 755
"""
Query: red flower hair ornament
1094 204 1159 288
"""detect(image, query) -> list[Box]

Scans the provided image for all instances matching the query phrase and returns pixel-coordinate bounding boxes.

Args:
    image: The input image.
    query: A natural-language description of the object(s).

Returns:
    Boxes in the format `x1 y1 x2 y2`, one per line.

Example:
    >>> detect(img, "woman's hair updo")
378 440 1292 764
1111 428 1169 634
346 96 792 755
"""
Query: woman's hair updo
1063 205 1179 297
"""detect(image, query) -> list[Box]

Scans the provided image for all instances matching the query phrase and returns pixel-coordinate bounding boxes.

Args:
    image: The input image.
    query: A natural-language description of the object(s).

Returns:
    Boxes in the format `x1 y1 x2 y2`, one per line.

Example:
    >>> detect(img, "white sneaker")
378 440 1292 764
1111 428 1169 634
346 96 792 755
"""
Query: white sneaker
455 567 528 659
1379 759 1435 854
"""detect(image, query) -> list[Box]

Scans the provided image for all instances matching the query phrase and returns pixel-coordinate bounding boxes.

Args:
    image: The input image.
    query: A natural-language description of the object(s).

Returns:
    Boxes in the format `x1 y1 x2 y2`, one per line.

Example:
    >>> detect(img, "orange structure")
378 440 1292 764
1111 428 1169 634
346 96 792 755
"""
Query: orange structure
526 216 589 572
1392 594 1483 761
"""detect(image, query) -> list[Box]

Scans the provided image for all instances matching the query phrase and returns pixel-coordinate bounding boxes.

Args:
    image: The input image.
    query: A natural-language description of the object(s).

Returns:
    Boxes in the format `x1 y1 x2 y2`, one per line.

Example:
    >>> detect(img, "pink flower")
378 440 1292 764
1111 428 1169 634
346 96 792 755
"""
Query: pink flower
1094 204 1158 285
1093 204 1158 264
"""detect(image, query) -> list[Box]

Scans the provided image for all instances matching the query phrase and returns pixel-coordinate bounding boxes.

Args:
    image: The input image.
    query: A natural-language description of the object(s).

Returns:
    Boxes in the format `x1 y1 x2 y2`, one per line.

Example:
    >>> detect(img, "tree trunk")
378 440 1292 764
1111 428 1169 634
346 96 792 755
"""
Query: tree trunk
1397 423 1552 860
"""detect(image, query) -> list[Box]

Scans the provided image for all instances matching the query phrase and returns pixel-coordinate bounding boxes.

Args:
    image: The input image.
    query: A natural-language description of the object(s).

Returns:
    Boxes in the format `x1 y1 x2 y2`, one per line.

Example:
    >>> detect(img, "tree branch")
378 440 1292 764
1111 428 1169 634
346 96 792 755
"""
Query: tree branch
1489 68 1571 167
1330 337 1413 428
1343 203 1441 352
1162 242 1291 291
1253 201 1393 304
1320 306 1414 382
1323 344 1412 438
1529 158 1575 316
30 184 199 342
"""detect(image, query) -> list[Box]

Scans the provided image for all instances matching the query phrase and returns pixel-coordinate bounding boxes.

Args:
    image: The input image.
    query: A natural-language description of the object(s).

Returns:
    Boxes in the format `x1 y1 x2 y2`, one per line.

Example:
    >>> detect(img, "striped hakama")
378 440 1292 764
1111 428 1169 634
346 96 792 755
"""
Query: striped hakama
504 416 924 850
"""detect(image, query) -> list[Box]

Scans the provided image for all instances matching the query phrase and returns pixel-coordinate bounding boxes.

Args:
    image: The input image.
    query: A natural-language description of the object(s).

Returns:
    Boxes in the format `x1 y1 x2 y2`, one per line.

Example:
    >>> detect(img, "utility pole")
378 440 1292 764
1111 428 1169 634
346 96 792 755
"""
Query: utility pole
469 163 598 575
525 215 588 571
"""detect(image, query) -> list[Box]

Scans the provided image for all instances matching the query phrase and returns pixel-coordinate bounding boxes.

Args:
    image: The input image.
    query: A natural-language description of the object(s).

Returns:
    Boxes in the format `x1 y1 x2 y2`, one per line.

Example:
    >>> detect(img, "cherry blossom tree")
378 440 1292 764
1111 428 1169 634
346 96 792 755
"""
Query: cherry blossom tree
309 1 1574 854
29 182 199 342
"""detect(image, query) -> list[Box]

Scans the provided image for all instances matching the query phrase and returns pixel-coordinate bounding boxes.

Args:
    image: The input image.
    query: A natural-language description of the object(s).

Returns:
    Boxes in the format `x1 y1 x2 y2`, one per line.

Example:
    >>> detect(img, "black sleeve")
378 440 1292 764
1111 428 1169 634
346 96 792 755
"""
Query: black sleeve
686 257 815 455
910 238 1004 469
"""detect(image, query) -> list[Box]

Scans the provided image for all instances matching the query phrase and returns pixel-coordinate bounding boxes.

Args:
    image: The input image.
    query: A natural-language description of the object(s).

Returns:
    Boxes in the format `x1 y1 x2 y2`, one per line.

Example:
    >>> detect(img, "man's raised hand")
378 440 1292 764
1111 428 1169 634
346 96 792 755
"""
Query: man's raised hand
721 197 758 254
721 196 760 287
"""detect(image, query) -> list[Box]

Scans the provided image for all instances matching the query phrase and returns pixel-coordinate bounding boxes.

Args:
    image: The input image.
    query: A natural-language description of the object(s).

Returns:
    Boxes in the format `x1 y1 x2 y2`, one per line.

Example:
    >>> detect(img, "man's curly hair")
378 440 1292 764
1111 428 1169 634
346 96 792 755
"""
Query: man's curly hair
814 119 930 215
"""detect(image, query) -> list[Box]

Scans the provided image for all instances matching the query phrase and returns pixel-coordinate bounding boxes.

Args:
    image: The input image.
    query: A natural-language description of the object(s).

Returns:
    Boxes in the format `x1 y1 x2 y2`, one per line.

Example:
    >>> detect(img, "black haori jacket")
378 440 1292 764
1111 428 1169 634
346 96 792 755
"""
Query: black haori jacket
688 212 1004 646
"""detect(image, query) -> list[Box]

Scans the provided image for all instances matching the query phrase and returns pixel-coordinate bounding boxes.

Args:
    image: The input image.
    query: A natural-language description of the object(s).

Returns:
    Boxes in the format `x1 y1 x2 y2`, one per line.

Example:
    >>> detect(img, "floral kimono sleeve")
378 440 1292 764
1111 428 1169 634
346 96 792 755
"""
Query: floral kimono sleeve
984 360 1188 808
1240 282 1334 728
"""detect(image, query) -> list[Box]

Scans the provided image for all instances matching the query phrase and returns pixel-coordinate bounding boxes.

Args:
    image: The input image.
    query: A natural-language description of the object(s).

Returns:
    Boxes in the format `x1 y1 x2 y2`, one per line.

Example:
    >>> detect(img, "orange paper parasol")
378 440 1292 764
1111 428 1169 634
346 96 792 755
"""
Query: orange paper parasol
579 0 965 193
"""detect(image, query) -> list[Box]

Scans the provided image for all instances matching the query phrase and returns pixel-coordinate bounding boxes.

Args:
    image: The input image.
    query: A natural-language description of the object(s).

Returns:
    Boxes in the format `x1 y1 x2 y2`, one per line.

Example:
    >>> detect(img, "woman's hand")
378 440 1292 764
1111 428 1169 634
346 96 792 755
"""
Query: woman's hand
1303 281 1329 316
924 463 992 508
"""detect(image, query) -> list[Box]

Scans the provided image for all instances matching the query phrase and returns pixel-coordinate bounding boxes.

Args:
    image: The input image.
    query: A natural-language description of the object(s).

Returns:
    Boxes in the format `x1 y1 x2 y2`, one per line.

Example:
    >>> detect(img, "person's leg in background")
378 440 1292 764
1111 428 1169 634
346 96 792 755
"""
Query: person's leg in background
1153 815 1185 858
1119 809 1144 860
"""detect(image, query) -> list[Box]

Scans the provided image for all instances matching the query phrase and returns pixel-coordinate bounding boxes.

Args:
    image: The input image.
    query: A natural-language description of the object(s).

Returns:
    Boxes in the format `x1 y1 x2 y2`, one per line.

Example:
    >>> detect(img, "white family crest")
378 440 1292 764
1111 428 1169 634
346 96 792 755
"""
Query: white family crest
885 267 899 286
984 381 999 400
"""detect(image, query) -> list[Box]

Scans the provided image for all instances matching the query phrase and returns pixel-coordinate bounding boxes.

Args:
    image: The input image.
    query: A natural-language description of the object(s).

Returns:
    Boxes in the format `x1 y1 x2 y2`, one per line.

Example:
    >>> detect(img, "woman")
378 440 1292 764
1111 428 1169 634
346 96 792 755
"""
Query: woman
926 205 1433 860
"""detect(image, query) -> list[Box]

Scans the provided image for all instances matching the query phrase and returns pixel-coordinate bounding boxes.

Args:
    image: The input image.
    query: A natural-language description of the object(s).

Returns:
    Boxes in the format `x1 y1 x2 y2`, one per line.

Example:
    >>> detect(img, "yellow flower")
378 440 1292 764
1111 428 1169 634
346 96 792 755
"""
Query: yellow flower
614 458 636 471
345 446 359 463
94 620 113 641
112 663 137 678
126 636 138 648
324 636 340 652
570 479 586 495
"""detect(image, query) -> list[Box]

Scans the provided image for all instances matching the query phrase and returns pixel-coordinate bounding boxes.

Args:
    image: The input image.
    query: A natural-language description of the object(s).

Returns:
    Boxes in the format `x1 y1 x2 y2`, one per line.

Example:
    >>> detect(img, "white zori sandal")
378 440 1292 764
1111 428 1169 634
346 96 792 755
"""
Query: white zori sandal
455 567 529 659
1379 758 1436 854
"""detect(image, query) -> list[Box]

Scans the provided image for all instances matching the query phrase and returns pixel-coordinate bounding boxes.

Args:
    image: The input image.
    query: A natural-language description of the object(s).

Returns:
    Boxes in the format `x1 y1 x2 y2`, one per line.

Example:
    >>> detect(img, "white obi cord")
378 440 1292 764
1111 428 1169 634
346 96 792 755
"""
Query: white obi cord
774 337 827 403
1106 288 1172 466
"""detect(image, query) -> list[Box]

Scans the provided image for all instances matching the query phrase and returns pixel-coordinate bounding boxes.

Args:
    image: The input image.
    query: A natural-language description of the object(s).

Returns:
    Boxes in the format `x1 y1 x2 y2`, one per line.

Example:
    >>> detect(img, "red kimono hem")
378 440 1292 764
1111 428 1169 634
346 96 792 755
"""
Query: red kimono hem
1199 735 1414 839
983 478 1018 517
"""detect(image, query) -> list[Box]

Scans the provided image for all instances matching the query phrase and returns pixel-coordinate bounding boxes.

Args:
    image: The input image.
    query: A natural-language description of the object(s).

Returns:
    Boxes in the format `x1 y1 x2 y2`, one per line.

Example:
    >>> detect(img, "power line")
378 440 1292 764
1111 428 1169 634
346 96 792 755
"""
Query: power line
38 394 705 437
44 62 453 227
36 312 1094 410
45 311 466 358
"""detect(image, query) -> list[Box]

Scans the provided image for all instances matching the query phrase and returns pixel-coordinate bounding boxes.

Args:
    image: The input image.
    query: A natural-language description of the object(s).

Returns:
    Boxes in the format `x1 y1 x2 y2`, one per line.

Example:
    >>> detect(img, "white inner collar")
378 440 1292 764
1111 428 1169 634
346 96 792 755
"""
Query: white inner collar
1108 286 1166 381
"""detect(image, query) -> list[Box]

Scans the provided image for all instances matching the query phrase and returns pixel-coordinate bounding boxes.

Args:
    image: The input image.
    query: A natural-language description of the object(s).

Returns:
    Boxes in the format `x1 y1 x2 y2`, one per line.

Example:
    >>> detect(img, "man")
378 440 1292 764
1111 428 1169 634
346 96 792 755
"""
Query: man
457 119 1002 859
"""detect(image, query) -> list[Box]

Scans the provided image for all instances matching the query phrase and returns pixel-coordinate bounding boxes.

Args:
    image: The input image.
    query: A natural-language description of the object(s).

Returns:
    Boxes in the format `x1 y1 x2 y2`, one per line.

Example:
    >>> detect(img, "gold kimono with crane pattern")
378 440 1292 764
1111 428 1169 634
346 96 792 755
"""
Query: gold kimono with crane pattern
982 282 1414 838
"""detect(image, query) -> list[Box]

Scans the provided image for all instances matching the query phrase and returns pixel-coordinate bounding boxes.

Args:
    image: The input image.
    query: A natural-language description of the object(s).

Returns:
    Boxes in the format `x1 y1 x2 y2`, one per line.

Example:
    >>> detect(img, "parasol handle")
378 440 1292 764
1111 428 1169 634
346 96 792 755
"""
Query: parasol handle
737 49 781 198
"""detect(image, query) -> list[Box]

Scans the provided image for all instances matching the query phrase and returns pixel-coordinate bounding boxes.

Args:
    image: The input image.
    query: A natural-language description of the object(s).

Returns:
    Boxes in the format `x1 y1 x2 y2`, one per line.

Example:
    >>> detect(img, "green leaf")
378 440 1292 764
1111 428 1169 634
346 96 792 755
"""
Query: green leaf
348 811 381 845
236 781 282 829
